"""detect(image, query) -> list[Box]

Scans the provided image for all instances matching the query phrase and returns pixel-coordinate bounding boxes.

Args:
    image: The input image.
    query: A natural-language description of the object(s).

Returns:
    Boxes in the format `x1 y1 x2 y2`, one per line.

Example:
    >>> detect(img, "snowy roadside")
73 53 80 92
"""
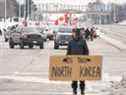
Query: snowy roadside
94 27 126 95
96 28 126 50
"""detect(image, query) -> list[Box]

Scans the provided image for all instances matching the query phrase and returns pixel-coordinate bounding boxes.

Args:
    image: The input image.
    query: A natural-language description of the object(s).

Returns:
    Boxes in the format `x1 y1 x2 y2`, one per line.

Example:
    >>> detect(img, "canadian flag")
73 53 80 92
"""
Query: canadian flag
54 13 71 25
58 16 66 24
54 16 66 25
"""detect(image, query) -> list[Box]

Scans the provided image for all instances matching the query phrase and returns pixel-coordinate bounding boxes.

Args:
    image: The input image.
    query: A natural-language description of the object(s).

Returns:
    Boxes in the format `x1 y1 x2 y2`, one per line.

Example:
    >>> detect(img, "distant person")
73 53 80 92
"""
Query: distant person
80 28 85 39
0 29 2 36
85 28 90 40
67 28 89 95
90 28 95 41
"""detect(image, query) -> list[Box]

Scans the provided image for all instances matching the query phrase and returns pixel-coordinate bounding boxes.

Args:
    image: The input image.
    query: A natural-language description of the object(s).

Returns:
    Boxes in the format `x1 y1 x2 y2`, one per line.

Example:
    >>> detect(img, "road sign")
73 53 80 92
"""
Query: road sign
49 55 102 81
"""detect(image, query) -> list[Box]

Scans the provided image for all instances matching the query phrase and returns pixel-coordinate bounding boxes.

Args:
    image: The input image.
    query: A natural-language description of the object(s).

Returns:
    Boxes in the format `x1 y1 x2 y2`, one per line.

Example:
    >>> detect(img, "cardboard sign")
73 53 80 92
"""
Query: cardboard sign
49 55 102 81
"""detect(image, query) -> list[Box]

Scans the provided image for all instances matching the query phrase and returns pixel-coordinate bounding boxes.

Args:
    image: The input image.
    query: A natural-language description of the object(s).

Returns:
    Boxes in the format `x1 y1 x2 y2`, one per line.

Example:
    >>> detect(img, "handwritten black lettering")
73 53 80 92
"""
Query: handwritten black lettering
51 66 72 77
80 66 101 78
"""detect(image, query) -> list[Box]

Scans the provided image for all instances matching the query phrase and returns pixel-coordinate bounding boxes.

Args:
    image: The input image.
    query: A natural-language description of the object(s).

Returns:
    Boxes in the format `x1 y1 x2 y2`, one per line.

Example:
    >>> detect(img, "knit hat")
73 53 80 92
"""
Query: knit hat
72 28 81 36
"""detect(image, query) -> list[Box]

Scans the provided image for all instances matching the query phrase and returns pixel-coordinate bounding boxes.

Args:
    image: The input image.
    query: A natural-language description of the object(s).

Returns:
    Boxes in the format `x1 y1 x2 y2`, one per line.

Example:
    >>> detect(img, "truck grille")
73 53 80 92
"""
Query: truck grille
59 35 72 41
27 35 41 39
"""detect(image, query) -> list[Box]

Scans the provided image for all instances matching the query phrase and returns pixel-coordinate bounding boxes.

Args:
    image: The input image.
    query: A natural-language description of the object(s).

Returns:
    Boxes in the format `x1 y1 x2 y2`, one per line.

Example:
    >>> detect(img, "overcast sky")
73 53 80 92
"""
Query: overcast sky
33 0 126 5
102 0 126 4
33 0 95 5
17 0 126 5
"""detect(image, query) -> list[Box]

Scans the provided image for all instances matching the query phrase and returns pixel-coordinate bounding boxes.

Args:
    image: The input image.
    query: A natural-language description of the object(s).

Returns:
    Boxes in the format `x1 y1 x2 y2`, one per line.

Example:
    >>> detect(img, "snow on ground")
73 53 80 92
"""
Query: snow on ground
118 20 126 25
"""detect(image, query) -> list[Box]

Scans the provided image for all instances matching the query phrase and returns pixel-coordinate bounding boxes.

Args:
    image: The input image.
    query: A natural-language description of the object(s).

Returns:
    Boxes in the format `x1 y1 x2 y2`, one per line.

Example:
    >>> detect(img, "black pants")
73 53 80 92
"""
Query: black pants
71 81 85 94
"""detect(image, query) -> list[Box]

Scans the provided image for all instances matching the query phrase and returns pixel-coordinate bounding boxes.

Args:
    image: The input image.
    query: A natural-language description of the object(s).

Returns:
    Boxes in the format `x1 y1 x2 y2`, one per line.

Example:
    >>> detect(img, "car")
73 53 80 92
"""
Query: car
36 27 47 41
9 27 44 49
0 27 4 36
45 28 54 40
3 27 10 42
54 26 72 49
3 24 18 42
45 25 60 40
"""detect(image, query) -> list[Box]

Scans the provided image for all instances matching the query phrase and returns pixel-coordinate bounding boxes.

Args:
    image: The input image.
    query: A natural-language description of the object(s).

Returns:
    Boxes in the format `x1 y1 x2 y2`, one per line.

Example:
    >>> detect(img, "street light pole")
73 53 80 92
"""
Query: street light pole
113 0 118 23
27 0 29 20
25 0 30 20
4 0 7 22
25 0 27 20
114 4 117 22
19 3 21 20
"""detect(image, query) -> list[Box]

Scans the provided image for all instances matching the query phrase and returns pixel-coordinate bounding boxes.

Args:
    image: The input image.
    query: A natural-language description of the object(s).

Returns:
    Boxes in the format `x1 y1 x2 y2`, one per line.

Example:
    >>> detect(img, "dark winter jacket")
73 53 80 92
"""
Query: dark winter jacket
67 38 89 55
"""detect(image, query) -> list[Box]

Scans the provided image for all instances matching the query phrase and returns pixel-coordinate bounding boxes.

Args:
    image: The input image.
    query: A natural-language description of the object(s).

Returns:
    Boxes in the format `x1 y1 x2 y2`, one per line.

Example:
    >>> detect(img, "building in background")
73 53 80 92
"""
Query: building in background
85 0 112 24
0 0 17 20
117 4 126 22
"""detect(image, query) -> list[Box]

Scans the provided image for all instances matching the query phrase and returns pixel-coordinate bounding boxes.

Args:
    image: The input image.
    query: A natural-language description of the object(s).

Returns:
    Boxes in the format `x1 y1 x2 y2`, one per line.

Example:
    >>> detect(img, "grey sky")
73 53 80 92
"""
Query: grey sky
17 0 126 5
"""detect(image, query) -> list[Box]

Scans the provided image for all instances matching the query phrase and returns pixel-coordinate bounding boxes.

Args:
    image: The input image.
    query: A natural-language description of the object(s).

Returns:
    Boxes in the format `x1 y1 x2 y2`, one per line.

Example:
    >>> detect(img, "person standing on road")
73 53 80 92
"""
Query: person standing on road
85 28 90 40
0 27 2 36
0 29 2 36
90 28 95 41
67 28 89 95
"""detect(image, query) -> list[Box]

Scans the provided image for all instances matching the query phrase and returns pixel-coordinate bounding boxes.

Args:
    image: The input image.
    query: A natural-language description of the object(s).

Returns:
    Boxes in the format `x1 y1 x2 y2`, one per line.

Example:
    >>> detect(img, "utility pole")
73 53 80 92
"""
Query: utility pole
4 0 7 22
113 4 117 23
25 0 31 20
19 2 21 20
25 0 28 20
113 0 118 23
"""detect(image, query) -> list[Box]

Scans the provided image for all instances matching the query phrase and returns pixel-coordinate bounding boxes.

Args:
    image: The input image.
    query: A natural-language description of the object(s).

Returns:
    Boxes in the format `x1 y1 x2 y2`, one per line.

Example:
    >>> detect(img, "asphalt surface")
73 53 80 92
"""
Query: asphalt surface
0 26 126 95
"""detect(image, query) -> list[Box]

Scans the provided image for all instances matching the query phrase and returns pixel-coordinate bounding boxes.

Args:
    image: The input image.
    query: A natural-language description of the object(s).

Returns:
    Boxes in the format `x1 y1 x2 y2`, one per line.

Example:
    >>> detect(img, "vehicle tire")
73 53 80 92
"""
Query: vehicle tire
20 41 24 49
44 39 47 42
54 43 59 49
49 36 53 40
9 39 14 49
29 44 33 49
5 38 8 42
50 36 54 40
49 37 51 40
40 43 44 49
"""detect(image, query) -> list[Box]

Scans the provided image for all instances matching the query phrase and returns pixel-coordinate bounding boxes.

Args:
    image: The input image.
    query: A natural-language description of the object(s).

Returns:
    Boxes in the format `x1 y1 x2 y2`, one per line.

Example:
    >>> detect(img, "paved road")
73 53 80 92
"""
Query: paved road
96 24 126 44
0 28 126 95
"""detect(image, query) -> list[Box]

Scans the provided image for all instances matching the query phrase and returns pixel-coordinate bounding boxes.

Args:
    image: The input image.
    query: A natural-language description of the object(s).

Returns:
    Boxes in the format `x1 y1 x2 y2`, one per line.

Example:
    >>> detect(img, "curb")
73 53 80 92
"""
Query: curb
96 29 126 50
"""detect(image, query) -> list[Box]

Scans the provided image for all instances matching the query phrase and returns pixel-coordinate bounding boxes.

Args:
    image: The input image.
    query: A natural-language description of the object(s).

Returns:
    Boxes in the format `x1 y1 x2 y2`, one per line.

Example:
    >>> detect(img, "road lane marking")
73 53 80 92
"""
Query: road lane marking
0 75 70 84
0 91 98 95
97 29 126 50
13 72 48 75
61 92 98 95
13 72 122 82
0 73 122 84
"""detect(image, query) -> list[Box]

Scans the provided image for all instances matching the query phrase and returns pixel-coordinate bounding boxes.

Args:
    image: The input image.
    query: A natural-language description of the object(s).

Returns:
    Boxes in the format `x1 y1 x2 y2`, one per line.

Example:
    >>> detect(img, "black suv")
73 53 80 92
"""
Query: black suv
54 27 72 49
9 27 44 49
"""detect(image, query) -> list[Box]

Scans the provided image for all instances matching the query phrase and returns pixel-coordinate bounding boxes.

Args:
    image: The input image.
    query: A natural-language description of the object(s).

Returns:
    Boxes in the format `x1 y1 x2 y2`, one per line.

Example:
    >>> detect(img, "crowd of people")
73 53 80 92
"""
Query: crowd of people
80 27 98 41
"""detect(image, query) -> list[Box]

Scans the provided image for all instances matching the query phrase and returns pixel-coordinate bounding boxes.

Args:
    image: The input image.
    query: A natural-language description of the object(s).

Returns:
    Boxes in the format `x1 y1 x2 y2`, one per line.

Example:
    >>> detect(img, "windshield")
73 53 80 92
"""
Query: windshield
58 27 72 33
24 27 39 32
47 26 59 32
57 34 72 41
36 28 44 33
